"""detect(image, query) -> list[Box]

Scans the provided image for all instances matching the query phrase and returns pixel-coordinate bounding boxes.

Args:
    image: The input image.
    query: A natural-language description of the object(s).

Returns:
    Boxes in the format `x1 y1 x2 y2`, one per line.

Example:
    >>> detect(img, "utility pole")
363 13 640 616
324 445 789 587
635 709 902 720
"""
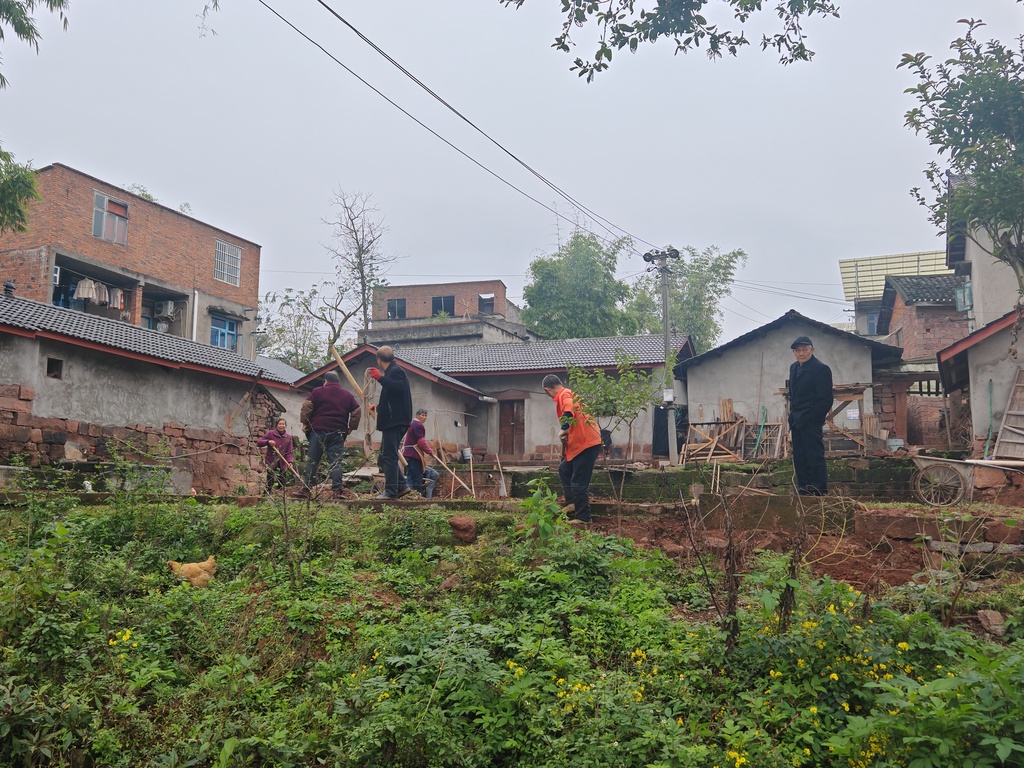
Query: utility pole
643 246 682 465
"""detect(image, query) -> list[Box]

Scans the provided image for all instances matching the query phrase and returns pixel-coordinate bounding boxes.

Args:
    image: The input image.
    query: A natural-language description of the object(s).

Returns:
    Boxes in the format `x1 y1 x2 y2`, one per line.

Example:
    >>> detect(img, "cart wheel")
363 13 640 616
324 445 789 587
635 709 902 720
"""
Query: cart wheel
912 465 965 506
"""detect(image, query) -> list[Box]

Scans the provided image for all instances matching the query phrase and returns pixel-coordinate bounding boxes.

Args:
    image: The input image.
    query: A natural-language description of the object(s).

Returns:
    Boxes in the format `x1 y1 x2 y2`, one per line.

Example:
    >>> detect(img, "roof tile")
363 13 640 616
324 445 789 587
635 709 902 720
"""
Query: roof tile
0 294 291 383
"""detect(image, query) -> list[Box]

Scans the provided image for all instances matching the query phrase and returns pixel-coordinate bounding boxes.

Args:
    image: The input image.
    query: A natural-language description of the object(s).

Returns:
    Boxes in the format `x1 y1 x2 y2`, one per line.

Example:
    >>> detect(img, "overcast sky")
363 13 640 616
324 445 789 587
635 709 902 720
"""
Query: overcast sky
1 0 1021 343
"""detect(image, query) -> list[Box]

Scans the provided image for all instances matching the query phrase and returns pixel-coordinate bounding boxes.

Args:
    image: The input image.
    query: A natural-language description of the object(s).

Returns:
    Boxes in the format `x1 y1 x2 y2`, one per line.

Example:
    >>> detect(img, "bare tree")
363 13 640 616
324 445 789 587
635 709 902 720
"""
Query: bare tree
323 190 395 331
255 289 333 373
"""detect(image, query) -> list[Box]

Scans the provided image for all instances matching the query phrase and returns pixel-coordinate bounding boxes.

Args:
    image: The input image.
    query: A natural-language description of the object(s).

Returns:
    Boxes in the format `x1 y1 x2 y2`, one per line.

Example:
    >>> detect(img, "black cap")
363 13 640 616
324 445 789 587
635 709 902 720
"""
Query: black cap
791 336 813 349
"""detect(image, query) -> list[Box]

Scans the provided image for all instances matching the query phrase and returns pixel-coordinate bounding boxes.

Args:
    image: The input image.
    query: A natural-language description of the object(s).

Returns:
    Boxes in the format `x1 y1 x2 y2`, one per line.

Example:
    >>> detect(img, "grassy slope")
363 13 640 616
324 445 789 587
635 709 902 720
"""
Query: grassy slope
2 490 1024 767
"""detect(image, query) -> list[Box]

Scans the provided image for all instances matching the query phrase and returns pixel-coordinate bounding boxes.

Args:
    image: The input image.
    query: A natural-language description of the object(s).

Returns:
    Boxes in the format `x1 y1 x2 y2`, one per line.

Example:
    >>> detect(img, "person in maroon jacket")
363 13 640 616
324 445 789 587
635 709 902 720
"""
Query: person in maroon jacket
402 408 440 498
297 371 361 498
257 417 295 492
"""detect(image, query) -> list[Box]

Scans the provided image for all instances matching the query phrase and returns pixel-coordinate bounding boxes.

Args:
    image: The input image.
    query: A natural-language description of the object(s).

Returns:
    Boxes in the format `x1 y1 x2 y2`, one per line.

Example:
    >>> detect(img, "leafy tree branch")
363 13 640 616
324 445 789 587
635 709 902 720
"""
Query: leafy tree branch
499 0 840 80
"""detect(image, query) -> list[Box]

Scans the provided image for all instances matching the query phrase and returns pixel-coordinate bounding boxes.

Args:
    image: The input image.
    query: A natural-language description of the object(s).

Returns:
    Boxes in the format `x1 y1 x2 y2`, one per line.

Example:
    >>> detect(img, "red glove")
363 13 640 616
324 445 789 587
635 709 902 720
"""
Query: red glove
367 367 382 380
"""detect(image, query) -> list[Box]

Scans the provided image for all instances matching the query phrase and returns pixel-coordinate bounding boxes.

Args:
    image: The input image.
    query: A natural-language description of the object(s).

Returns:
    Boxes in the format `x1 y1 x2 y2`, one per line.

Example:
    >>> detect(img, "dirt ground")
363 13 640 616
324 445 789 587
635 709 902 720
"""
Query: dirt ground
582 500 1012 594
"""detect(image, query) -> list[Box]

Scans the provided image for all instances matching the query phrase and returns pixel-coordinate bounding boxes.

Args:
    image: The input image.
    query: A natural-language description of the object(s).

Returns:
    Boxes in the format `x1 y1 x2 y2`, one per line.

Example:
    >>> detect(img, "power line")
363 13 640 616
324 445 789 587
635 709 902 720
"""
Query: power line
312 0 658 253
256 0 645 258
732 282 849 306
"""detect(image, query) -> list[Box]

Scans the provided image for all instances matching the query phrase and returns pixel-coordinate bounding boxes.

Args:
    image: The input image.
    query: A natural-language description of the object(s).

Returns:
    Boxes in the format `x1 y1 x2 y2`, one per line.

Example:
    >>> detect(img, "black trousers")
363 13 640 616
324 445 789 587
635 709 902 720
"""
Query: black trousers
791 423 827 494
558 443 601 520
379 426 406 497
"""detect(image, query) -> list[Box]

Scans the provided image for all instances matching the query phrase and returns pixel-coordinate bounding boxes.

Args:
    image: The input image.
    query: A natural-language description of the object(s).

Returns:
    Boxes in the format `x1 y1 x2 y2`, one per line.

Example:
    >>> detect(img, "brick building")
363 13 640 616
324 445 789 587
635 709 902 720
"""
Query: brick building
876 274 970 446
363 279 540 349
838 250 952 336
0 164 261 360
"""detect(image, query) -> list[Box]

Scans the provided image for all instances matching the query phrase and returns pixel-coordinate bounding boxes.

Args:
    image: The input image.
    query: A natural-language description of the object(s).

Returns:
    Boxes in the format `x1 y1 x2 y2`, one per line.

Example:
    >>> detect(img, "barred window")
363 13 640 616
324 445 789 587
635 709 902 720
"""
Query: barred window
214 240 241 286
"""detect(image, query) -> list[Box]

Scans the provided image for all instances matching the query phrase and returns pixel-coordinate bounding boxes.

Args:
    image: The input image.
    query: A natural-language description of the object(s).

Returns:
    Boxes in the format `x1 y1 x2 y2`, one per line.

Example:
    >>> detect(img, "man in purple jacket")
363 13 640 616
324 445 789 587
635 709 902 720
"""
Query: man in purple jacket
297 371 361 498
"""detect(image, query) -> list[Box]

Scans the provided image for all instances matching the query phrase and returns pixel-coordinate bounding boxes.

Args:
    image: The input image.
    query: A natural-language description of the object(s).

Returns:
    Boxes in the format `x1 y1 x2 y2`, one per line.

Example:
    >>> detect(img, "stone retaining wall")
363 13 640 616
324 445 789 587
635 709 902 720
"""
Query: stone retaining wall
0 384 276 495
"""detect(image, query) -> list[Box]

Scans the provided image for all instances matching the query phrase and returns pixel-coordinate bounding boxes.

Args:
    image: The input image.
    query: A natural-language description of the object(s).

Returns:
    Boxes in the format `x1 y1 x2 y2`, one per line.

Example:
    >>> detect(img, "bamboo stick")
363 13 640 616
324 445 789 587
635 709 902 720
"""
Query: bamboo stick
329 345 364 399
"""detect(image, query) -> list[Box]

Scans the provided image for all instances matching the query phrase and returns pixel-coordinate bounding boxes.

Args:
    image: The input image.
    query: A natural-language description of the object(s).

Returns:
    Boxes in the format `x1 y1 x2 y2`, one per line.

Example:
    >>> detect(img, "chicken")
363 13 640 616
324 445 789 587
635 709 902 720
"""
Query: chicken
167 555 217 588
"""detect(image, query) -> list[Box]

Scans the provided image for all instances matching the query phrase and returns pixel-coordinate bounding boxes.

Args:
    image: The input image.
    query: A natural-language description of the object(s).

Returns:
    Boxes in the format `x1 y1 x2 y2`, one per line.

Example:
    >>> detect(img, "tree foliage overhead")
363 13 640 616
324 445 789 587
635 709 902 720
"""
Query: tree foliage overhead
521 231 634 339
0 0 69 88
0 1 70 233
631 245 746 354
902 18 1024 295
500 0 839 80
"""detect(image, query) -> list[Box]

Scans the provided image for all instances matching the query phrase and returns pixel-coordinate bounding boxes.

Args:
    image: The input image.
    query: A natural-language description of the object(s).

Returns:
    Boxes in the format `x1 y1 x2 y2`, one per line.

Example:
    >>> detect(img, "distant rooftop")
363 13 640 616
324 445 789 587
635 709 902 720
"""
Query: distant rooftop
398 334 691 375
885 274 965 305
838 250 951 302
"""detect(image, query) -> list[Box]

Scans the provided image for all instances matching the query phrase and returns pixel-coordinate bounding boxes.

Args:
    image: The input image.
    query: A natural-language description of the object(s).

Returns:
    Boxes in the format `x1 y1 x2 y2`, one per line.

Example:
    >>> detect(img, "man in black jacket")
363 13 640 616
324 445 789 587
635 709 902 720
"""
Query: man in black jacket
787 336 833 496
368 346 413 499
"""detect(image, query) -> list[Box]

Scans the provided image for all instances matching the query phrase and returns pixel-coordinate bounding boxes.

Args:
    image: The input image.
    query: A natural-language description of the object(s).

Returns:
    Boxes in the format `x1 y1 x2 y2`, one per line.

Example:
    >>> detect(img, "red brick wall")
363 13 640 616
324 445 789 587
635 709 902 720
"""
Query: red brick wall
0 383 275 495
891 302 969 359
1 247 51 302
873 381 897 437
0 165 260 309
373 280 508 322
907 396 946 446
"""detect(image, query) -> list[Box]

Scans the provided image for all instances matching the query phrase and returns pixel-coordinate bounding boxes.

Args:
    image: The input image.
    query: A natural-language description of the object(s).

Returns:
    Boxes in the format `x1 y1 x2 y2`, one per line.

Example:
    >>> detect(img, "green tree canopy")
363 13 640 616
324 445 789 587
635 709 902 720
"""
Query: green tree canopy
500 0 839 81
1 1 70 234
902 18 1024 296
521 231 634 339
629 245 746 354
0 148 38 234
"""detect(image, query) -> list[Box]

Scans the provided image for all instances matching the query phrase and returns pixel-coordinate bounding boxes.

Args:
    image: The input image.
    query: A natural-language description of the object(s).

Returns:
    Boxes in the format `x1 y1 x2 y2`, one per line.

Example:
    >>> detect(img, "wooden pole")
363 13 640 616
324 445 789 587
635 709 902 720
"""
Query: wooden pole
495 454 508 497
329 345 364 399
269 444 304 483
434 453 474 495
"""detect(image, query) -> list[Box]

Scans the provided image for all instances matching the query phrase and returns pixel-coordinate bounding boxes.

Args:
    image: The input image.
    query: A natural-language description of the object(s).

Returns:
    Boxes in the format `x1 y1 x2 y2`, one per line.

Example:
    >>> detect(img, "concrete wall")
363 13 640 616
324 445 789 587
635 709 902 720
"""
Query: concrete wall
966 325 1021 439
963 235 1020 330
14 337 252 435
684 322 875 431
0 333 276 494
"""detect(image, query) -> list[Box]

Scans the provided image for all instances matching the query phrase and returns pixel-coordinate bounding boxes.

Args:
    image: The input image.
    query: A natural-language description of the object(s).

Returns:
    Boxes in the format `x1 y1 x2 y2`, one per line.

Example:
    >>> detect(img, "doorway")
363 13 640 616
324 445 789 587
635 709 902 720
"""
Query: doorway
499 400 525 457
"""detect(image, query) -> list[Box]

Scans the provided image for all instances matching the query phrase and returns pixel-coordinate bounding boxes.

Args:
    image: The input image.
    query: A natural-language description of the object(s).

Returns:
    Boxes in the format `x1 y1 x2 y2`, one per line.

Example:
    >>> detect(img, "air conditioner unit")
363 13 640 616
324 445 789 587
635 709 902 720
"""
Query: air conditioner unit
153 300 177 318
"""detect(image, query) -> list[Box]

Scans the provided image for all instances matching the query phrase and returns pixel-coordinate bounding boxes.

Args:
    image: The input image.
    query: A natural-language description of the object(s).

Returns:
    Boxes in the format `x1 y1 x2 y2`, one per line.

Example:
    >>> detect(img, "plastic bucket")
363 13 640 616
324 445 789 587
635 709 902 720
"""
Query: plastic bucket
461 448 472 461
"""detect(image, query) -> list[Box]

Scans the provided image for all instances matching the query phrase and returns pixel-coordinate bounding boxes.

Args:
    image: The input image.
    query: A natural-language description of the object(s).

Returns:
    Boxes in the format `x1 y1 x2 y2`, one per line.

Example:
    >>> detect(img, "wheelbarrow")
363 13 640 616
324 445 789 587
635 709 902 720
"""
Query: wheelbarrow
909 456 1024 506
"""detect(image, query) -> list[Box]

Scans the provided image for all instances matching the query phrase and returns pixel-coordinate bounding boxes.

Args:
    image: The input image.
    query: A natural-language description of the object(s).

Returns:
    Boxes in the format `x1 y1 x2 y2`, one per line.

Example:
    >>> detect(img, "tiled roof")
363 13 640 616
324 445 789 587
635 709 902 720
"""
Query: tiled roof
680 310 902 369
0 294 292 384
255 355 308 384
885 274 964 304
397 334 691 374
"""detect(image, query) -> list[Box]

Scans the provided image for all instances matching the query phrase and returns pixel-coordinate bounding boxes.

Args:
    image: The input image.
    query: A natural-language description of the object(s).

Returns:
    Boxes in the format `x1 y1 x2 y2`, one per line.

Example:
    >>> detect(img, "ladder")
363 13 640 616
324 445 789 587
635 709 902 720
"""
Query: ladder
993 367 1024 459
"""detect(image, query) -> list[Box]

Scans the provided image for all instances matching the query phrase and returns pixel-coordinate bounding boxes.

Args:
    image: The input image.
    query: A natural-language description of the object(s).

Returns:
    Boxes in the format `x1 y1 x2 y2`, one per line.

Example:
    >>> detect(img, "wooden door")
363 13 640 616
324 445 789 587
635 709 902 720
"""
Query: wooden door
499 400 525 457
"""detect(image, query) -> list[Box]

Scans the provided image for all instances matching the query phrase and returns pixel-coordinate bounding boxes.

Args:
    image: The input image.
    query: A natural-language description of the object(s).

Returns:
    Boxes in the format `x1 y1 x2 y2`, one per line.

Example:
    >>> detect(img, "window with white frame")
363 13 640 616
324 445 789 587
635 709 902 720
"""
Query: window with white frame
214 240 241 286
92 193 128 245
210 315 243 353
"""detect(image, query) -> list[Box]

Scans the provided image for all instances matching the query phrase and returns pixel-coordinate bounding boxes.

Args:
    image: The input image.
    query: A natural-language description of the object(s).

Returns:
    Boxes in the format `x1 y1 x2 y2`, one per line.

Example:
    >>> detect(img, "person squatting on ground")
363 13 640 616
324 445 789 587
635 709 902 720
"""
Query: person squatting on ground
298 371 361 499
368 345 413 499
257 417 295 492
542 374 603 523
402 408 440 499
787 335 833 496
